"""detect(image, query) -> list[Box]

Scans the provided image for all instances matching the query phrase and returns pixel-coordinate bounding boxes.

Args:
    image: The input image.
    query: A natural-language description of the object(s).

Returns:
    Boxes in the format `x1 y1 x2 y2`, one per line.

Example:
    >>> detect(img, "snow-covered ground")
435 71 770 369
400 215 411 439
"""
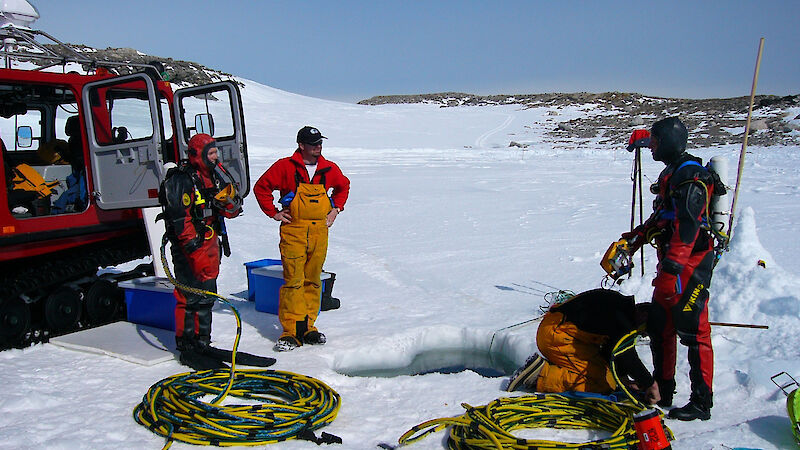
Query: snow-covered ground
1 78 799 449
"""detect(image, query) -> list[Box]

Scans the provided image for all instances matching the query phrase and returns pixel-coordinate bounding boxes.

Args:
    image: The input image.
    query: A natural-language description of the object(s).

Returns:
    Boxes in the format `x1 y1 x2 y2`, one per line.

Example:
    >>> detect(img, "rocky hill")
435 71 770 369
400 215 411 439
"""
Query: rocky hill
39 44 799 148
42 44 236 87
360 92 800 148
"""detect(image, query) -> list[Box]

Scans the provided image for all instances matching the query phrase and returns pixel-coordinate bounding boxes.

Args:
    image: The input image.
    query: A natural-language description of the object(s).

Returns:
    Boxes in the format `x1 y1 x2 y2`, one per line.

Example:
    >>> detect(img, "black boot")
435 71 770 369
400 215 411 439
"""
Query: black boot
320 296 340 311
196 333 212 351
175 335 228 371
175 335 196 352
668 391 712 421
274 335 302 352
668 401 711 421
506 353 544 392
320 273 340 311
656 378 676 407
303 330 327 345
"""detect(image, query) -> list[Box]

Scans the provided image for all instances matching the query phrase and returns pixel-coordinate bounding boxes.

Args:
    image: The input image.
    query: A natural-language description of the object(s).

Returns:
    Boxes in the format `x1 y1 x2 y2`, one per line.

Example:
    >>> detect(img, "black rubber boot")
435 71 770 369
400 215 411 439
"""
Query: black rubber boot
303 330 327 345
274 335 302 352
320 273 340 311
656 378 676 407
668 390 712 421
175 335 193 352
176 335 228 371
506 353 544 392
320 296 340 311
196 334 211 350
667 401 711 421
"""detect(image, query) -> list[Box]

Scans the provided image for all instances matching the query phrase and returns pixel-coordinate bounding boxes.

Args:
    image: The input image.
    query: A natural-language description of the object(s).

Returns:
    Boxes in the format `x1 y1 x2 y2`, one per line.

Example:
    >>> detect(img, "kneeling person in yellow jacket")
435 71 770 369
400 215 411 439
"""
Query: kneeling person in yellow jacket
507 289 661 406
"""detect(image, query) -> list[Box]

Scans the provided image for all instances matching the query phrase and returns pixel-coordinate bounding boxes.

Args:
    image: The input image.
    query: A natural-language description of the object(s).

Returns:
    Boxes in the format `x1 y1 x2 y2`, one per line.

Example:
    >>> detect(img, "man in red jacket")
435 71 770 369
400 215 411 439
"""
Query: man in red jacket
254 126 350 351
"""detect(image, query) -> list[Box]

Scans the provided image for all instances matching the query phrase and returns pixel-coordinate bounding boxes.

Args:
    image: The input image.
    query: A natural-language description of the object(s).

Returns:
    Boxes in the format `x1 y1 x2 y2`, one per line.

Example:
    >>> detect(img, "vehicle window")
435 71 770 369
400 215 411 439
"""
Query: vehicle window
107 97 154 143
0 108 42 151
158 96 176 162
179 92 234 139
87 84 155 146
3 84 87 219
55 103 79 141
159 96 173 141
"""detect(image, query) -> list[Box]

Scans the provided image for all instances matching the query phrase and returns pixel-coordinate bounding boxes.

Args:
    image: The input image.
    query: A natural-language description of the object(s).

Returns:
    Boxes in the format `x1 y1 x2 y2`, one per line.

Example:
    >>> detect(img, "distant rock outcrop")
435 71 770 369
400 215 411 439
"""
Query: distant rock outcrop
35 41 799 148
43 44 236 86
359 92 800 147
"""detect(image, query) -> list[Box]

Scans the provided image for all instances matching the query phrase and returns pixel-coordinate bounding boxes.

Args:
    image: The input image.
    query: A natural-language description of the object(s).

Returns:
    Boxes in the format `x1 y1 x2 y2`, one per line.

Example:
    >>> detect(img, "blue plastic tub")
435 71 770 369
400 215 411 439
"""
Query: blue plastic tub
251 265 331 315
120 276 176 331
252 265 285 314
244 258 281 301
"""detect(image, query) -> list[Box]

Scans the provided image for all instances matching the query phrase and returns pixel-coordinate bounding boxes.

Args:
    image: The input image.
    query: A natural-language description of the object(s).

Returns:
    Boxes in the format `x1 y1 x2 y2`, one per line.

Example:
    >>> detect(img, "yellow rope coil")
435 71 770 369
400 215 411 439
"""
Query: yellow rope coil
398 394 642 450
131 235 341 449
133 369 341 448
397 330 673 449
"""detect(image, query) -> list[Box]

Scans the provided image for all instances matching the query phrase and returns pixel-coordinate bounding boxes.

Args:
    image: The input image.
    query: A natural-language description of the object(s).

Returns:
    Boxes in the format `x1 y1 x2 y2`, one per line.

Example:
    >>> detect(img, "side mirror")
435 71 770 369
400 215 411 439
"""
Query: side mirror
112 126 129 144
17 126 32 148
195 113 214 136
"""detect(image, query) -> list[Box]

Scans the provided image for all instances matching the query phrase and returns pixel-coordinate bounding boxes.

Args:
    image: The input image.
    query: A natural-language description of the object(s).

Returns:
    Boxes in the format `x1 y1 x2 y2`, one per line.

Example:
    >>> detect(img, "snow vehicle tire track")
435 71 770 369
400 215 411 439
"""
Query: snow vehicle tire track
475 114 514 148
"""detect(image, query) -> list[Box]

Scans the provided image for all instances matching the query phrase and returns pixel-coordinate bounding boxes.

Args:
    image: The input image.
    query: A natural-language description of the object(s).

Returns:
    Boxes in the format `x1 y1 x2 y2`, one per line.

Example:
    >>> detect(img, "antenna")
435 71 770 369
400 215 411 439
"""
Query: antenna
0 12 165 77
0 0 40 28
1 0 39 67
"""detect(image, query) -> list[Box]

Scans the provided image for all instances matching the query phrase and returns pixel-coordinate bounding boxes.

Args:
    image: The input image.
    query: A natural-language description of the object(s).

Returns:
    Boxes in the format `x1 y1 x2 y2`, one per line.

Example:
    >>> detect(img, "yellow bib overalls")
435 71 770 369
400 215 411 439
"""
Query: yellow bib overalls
278 182 331 340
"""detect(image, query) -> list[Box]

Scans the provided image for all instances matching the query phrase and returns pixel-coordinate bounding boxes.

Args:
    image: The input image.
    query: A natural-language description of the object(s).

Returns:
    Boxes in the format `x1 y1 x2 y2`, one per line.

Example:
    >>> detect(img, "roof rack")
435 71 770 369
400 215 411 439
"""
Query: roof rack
0 24 163 77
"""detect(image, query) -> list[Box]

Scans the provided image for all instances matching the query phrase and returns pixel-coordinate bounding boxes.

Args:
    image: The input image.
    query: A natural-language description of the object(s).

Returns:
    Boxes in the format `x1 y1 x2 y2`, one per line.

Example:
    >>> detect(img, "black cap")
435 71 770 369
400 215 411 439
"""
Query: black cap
296 126 327 145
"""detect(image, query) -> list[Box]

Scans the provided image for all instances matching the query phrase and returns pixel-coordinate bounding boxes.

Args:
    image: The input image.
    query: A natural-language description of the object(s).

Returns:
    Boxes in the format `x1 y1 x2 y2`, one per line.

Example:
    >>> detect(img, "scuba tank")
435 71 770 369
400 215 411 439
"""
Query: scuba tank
708 156 730 237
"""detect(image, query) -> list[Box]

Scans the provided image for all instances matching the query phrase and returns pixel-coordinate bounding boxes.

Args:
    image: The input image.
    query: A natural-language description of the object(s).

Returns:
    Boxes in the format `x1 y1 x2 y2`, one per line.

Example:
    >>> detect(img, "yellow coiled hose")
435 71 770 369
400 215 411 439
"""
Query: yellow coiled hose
396 330 672 450
131 235 341 449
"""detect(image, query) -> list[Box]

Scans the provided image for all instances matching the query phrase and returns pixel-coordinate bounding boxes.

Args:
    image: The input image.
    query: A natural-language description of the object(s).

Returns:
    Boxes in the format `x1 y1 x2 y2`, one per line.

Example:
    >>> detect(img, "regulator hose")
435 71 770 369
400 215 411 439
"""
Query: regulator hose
396 330 672 450
132 234 341 448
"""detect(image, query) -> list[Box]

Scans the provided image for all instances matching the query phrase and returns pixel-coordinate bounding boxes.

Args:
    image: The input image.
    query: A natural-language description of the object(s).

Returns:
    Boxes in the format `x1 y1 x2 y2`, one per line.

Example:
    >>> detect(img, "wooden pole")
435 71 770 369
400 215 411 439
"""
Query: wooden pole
727 38 765 246
709 321 768 330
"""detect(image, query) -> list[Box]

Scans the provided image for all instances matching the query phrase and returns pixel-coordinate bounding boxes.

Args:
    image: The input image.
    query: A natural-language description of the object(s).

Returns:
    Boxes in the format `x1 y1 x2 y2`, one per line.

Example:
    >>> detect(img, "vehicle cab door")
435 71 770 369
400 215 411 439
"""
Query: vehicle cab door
82 74 164 209
173 81 249 197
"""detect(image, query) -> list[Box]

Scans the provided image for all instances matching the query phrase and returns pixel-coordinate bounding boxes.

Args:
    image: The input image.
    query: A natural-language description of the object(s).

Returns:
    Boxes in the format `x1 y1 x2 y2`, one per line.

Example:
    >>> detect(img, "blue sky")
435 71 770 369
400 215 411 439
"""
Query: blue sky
34 0 799 102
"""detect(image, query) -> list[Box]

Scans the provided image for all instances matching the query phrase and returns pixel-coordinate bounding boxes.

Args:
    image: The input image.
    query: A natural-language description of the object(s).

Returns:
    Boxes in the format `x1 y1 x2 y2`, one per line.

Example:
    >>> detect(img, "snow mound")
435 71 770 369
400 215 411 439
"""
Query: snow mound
714 207 800 325
711 207 800 366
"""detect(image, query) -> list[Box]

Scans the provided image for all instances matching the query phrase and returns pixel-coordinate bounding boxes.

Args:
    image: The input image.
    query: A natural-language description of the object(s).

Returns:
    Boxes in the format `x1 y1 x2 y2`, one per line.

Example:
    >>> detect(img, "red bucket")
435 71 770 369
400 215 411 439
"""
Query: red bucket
633 408 671 450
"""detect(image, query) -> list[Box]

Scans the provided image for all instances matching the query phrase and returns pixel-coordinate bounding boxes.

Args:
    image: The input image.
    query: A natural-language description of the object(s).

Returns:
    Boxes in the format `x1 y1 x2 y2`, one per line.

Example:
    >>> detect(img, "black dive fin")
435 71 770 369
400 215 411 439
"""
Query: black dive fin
179 349 229 371
202 346 277 367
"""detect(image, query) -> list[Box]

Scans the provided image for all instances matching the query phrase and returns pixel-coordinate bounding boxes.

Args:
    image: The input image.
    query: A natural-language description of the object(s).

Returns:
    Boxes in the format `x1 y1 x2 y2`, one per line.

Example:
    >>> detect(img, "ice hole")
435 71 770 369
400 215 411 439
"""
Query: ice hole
333 327 522 378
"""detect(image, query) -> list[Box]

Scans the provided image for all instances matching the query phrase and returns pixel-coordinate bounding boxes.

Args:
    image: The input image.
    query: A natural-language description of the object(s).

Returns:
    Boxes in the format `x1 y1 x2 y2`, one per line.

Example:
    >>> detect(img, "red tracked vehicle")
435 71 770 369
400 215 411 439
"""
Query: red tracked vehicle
0 14 249 349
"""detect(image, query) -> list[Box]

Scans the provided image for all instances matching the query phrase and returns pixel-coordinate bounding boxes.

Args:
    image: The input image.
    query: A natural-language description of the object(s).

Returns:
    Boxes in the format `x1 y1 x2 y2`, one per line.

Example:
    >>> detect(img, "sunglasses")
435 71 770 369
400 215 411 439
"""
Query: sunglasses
304 142 323 147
